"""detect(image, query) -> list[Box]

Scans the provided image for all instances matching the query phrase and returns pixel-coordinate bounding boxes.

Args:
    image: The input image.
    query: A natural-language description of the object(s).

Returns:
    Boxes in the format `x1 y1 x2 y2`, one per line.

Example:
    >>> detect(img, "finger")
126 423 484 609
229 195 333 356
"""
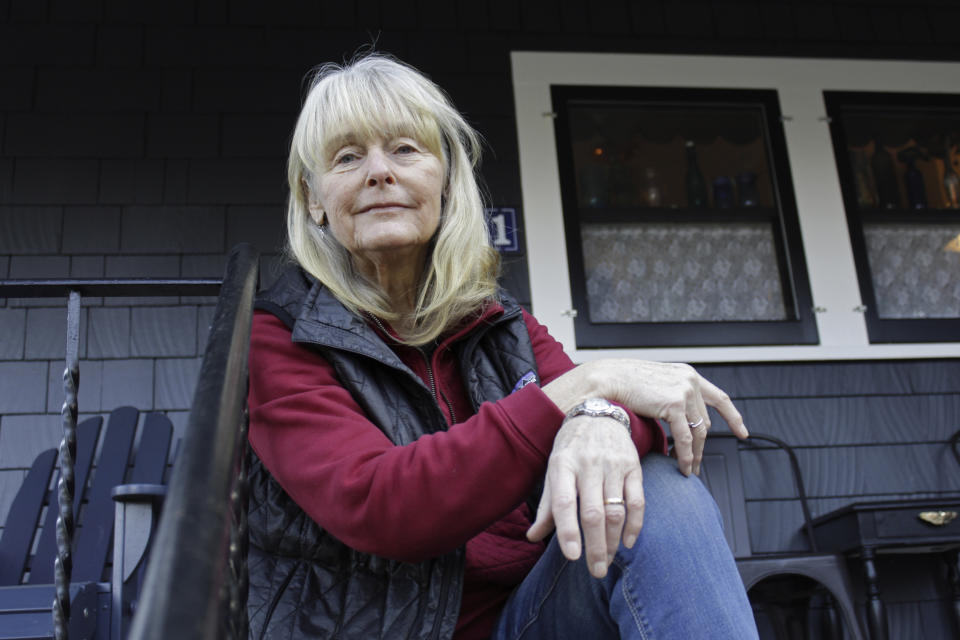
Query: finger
687 420 708 475
690 423 707 475
526 477 555 542
622 466 645 548
699 377 749 439
694 387 710 475
686 386 710 476
666 411 694 476
692 381 711 432
549 464 583 561
602 470 627 565
577 467 608 578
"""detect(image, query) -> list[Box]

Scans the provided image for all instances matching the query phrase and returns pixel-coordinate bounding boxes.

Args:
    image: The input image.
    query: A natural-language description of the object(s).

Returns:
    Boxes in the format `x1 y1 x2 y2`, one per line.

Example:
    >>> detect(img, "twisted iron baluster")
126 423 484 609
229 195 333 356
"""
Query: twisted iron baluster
54 291 81 640
227 407 250 640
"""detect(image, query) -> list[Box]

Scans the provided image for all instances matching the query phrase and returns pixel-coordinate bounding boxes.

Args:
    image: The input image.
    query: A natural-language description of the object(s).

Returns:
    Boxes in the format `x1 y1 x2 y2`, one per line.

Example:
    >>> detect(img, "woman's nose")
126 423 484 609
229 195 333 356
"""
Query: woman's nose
365 149 396 187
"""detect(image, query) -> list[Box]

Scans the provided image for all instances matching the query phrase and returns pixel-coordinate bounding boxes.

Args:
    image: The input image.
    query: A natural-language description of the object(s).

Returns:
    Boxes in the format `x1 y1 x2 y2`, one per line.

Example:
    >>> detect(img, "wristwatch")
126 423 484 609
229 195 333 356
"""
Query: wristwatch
564 398 631 433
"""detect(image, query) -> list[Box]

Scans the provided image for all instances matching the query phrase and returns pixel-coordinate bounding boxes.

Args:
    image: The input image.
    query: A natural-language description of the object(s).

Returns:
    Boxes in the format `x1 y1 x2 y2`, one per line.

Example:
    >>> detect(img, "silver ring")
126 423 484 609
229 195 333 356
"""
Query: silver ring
603 497 626 507
687 417 704 429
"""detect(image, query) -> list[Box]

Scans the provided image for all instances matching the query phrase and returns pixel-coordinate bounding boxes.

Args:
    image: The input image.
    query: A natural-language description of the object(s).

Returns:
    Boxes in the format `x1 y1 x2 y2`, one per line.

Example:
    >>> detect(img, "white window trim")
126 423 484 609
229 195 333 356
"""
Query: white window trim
511 51 960 363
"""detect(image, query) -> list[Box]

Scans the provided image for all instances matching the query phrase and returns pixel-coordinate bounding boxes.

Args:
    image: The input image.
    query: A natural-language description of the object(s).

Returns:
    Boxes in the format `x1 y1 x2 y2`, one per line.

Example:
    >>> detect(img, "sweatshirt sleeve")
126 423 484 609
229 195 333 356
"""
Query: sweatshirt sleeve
248 311 565 562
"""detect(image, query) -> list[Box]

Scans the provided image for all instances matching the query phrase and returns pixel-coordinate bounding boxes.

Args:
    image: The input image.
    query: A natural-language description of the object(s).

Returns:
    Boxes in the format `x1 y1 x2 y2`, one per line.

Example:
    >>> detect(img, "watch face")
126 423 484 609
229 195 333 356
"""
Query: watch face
583 398 609 411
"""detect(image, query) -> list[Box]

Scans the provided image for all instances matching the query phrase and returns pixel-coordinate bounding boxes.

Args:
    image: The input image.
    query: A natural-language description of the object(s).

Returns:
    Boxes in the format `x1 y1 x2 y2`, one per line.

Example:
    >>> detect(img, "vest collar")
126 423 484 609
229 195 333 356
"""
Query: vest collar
288 277 520 373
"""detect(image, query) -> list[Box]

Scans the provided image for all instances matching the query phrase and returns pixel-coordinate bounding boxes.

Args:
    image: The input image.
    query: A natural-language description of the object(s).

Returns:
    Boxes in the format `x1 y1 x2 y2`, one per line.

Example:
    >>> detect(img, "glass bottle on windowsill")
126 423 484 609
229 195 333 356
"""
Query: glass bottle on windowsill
713 177 734 209
736 171 758 207
684 140 708 208
943 141 959 209
871 138 900 209
641 167 662 207
850 149 878 209
897 146 928 210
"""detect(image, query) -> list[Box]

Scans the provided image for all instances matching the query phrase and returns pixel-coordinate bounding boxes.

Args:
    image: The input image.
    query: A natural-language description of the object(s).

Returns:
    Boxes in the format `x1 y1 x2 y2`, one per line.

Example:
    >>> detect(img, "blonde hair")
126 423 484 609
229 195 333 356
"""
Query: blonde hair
286 53 500 346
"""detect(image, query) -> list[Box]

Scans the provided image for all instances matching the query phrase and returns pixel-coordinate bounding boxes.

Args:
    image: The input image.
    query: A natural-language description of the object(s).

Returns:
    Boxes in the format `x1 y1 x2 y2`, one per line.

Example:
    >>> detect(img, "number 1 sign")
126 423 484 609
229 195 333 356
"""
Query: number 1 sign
486 207 520 253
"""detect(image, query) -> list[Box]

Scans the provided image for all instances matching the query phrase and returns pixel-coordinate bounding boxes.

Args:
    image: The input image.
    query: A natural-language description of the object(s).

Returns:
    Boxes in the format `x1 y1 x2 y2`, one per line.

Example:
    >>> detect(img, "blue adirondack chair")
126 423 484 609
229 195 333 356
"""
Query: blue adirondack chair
0 407 173 640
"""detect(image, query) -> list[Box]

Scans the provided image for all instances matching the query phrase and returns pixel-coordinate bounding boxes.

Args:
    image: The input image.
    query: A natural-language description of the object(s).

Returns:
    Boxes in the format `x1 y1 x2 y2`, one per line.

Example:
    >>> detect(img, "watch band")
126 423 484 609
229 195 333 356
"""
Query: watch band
563 397 631 434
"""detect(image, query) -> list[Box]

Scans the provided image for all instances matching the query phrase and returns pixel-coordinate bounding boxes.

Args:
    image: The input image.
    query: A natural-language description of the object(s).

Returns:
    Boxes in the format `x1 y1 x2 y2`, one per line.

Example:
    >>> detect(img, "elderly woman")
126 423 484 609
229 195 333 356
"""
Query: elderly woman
247 53 757 640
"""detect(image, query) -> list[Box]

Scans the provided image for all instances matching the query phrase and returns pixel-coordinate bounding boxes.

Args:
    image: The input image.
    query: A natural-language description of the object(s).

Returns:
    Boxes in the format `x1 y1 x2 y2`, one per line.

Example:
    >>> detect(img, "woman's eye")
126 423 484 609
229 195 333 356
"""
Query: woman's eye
335 152 358 165
395 144 415 154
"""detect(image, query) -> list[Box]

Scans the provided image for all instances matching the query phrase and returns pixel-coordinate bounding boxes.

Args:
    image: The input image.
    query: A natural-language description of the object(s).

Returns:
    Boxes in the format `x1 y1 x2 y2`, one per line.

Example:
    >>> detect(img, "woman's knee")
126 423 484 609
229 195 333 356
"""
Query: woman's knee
641 454 712 500
636 454 724 536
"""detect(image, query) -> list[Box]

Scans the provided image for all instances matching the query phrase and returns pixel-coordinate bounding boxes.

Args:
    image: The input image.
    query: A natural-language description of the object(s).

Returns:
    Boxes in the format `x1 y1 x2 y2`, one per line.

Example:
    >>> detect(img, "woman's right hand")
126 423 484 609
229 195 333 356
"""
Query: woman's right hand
540 359 748 476
527 413 643 578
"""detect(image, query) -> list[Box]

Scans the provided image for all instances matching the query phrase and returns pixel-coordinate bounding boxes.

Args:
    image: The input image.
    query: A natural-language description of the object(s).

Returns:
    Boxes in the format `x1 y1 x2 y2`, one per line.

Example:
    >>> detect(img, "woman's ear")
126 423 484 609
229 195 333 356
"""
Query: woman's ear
302 178 325 225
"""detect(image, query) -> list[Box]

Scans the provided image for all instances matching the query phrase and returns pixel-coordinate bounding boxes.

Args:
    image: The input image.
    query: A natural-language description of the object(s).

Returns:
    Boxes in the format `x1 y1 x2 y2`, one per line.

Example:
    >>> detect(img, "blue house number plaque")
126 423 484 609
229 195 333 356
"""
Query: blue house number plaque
486 207 520 253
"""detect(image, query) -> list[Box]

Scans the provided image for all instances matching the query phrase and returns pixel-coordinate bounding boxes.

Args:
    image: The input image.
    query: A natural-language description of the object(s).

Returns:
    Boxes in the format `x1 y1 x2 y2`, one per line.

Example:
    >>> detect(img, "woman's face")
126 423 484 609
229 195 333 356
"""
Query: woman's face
307 133 444 271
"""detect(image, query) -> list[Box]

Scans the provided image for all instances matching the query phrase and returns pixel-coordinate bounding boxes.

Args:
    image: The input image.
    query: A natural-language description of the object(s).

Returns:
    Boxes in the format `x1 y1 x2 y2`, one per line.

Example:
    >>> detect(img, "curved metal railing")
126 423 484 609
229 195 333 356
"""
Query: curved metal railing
127 243 259 639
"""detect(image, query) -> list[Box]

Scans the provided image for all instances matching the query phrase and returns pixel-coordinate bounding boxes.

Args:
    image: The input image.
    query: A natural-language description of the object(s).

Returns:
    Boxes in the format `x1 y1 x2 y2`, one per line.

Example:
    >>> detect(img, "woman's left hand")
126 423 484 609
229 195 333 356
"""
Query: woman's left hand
526 415 643 579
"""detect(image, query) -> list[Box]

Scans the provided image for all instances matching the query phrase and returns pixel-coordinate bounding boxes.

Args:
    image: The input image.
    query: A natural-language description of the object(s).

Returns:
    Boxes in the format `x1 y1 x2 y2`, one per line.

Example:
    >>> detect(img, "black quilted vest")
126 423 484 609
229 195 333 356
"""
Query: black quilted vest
247 266 540 640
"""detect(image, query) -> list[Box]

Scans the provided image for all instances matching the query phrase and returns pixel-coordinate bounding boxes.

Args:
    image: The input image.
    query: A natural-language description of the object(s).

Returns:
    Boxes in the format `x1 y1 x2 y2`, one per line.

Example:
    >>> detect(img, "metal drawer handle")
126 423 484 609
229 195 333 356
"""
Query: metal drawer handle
917 511 958 526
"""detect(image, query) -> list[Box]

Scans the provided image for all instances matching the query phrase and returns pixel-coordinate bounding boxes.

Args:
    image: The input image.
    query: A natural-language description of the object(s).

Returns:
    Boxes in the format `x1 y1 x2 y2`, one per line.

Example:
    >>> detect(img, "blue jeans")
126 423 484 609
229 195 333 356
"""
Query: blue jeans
490 454 759 640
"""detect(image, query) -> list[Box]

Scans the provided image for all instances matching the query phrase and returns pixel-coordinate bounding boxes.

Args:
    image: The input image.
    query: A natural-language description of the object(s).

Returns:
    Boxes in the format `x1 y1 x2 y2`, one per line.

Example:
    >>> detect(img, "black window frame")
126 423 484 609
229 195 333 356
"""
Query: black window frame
824 90 960 344
552 85 818 348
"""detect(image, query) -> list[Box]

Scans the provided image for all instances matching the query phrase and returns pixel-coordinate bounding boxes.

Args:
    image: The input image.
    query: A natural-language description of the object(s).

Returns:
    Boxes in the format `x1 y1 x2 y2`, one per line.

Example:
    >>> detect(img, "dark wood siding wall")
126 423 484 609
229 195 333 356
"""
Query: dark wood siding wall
1 1 959 636
700 359 960 638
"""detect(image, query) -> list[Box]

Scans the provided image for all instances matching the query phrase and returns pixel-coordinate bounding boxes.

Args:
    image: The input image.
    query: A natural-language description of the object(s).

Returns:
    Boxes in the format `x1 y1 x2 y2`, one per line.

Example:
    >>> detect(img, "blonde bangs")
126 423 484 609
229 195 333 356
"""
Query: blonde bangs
295 65 446 176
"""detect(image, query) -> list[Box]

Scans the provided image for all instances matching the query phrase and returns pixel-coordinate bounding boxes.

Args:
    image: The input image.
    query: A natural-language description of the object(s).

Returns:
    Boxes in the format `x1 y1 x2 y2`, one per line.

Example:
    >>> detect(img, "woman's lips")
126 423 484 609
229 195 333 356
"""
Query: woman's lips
358 202 411 214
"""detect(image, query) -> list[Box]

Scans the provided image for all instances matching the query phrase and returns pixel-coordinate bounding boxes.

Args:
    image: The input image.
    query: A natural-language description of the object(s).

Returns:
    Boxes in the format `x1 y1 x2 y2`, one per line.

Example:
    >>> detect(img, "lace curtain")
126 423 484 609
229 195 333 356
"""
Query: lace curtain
864 223 960 319
581 223 787 323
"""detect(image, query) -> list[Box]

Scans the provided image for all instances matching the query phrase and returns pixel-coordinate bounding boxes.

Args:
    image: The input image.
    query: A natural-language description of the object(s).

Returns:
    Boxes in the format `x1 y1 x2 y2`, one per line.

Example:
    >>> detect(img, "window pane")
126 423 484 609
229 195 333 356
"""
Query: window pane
839 111 960 211
864 223 960 319
568 105 776 210
581 222 787 322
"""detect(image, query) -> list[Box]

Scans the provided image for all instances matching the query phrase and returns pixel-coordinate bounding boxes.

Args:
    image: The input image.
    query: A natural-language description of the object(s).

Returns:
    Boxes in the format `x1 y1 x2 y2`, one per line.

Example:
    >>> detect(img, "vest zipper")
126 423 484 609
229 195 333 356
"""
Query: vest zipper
364 313 455 426
421 349 438 403
438 389 457 426
419 348 457 425
428 554 455 640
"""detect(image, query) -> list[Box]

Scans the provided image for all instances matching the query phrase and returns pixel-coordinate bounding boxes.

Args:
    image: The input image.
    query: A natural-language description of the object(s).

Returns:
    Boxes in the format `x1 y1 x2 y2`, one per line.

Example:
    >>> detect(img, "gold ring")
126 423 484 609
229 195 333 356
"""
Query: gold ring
604 497 626 507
